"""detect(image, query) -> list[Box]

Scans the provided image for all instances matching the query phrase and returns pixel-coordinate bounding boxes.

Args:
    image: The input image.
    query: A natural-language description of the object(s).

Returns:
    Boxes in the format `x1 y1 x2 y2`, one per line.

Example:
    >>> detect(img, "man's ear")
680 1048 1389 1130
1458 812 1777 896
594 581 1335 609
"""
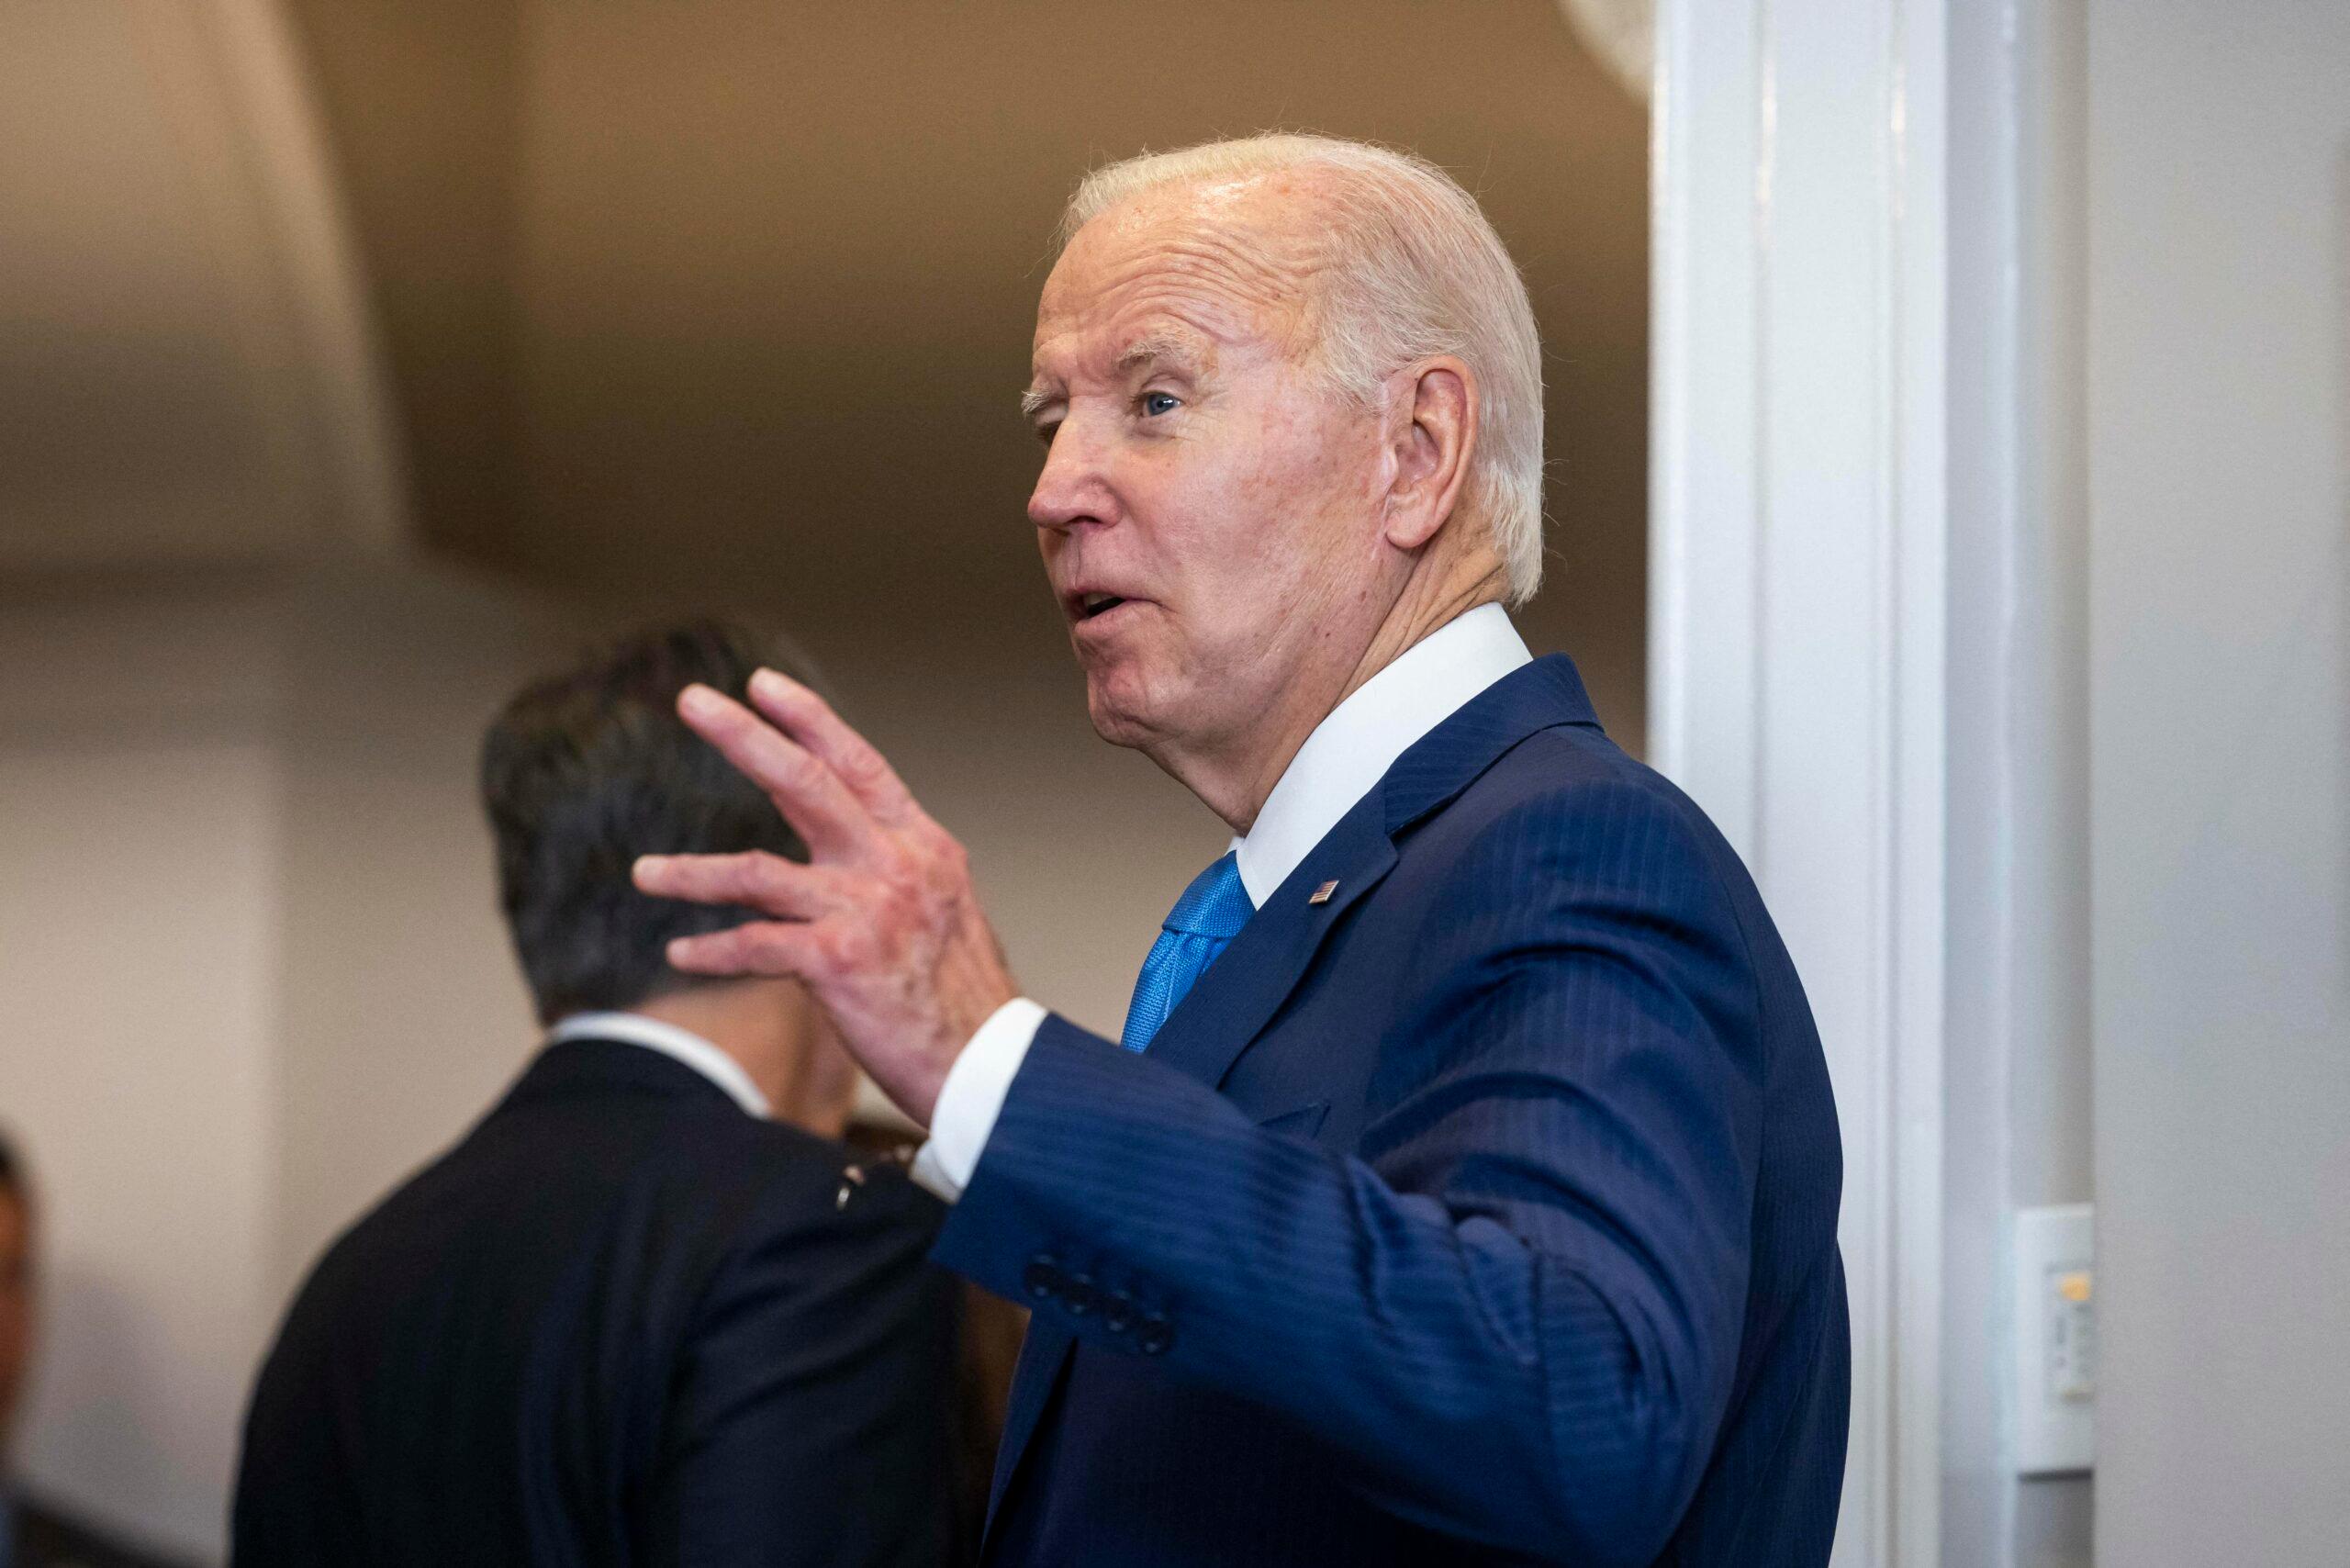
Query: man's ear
1382 358 1478 553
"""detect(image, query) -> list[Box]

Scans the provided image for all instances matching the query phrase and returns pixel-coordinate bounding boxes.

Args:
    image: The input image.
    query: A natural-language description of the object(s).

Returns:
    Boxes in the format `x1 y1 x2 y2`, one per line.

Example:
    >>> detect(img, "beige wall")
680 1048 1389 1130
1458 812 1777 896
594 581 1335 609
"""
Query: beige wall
0 567 576 1561
0 740 282 1561
0 585 288 1559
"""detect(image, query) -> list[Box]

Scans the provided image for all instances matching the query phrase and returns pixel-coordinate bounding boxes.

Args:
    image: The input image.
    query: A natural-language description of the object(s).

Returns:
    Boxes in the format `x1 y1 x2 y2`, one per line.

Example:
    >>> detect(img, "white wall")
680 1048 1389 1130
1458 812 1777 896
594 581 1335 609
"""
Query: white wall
2087 1 2350 1562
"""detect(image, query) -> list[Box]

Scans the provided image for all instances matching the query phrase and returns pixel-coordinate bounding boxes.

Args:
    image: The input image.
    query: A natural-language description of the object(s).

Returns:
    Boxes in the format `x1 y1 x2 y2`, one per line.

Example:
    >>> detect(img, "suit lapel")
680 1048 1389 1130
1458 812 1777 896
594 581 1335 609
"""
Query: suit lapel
1142 803 1396 1091
1375 653 1601 834
1144 655 1601 1093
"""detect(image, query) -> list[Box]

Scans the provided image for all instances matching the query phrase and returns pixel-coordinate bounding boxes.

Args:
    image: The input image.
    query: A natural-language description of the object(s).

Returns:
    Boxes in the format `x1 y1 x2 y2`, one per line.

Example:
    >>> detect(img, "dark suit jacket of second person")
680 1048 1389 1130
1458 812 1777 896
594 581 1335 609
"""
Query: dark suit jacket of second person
11 1490 195 1568
233 1035 962 1568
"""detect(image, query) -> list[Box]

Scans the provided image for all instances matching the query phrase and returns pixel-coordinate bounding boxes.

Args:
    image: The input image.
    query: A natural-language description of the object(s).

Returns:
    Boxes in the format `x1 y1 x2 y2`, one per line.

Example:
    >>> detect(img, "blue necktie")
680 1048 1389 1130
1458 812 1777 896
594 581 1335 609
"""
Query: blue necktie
1121 851 1254 1051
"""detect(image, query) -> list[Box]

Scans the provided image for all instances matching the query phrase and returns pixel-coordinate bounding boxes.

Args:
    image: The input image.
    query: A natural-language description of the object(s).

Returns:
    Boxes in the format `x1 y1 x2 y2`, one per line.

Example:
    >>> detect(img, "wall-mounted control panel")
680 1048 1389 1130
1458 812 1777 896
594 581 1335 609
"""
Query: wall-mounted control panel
2014 1203 2096 1475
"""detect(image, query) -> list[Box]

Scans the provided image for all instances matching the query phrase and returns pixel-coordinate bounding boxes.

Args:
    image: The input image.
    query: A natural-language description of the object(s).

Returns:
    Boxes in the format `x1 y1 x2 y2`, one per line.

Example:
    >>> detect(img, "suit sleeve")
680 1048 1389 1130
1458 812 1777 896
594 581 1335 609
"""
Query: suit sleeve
931 781 1768 1567
647 1165 962 1568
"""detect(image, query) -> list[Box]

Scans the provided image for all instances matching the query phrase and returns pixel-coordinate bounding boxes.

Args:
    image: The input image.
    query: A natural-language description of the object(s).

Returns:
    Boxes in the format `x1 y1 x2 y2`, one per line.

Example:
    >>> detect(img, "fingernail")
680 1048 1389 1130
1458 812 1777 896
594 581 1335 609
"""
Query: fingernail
632 855 663 883
679 684 719 716
750 667 788 698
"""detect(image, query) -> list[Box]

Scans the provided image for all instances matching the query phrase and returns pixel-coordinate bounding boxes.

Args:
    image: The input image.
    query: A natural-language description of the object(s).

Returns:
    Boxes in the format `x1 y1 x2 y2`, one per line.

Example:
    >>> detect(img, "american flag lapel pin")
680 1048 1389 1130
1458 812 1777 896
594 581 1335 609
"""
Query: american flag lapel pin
1309 879 1339 905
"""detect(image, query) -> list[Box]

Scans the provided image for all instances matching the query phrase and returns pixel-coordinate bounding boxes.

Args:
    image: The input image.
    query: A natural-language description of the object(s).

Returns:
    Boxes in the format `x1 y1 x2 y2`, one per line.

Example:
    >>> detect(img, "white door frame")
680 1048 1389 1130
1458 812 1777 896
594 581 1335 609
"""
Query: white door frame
1650 1 1953 1562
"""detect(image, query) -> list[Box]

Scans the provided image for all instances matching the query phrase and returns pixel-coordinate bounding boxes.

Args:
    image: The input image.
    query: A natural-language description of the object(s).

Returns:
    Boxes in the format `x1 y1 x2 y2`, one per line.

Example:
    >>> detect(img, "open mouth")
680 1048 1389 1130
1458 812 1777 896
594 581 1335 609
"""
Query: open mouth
1077 592 1129 622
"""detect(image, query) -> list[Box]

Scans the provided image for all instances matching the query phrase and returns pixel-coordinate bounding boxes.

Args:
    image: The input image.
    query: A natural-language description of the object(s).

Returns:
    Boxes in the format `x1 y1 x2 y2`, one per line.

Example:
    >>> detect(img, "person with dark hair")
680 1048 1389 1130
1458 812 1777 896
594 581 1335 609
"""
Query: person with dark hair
0 1135 194 1568
232 622 963 1568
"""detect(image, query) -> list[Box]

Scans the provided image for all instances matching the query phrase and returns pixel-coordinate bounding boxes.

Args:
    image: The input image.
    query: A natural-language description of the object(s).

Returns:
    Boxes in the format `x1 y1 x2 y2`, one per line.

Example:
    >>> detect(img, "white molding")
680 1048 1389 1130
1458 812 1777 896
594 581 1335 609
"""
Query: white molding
1941 0 2073 1559
1648 0 1762 853
1651 2 1950 1563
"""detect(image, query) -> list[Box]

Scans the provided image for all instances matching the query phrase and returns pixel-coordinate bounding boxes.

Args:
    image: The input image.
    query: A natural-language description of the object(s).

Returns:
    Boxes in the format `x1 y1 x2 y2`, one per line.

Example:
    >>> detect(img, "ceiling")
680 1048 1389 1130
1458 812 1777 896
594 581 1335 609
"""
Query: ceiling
0 1 399 567
288 0 1652 737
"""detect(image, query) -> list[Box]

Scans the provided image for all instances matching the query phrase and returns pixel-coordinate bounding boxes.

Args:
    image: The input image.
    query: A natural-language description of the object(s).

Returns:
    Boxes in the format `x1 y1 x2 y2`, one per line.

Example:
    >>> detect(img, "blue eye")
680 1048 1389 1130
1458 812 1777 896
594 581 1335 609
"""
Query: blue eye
1141 392 1181 417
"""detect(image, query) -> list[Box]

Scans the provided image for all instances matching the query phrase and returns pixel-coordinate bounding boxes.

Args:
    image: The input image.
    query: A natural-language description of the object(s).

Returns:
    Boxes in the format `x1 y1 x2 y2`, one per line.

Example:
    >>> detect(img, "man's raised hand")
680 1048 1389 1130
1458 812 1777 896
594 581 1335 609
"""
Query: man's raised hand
632 668 1017 1126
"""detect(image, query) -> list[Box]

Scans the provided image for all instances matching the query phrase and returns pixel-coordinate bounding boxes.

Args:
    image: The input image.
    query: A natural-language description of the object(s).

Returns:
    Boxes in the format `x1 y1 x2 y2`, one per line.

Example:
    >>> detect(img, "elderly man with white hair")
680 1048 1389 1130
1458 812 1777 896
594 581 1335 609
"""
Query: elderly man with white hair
636 134 1849 1566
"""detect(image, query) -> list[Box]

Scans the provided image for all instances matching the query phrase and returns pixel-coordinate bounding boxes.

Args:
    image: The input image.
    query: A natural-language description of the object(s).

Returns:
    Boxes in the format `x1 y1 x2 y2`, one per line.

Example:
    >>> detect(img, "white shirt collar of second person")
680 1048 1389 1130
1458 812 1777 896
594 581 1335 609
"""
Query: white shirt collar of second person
1232 602 1533 908
547 1010 772 1119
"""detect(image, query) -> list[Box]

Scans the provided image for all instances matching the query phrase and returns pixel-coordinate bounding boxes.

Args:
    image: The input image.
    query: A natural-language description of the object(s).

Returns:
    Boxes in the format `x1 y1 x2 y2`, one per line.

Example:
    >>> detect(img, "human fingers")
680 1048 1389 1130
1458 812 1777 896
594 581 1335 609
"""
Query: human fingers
664 919 822 979
632 850 842 919
745 669 923 828
676 683 871 859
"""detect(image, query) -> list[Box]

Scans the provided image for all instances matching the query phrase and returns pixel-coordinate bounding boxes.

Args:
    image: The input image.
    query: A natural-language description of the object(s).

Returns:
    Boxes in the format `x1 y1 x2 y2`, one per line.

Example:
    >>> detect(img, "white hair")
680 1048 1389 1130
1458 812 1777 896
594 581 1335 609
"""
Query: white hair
1062 134 1548 604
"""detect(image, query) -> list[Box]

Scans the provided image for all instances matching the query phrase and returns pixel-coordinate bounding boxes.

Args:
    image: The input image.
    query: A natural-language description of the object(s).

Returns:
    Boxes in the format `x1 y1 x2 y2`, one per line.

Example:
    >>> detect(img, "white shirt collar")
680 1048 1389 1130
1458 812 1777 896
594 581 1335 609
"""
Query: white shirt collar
1232 602 1533 907
547 1010 772 1119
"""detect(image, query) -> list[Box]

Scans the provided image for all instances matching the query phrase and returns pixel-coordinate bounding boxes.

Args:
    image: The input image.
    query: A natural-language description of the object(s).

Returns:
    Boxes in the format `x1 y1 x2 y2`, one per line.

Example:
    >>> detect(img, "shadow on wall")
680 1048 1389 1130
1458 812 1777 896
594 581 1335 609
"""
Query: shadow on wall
28 1265 211 1563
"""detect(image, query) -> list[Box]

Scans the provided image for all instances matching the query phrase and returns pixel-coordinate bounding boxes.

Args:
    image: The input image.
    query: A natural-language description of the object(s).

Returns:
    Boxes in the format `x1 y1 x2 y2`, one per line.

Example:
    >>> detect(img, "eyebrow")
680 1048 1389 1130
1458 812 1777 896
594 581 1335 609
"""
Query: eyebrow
1115 330 1207 375
1020 329 1213 420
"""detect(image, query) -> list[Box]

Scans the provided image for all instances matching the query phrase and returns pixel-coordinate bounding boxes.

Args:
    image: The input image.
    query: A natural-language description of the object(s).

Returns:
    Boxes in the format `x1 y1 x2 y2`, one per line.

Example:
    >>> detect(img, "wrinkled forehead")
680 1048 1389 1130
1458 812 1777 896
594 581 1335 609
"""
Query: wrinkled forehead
1031 177 1326 379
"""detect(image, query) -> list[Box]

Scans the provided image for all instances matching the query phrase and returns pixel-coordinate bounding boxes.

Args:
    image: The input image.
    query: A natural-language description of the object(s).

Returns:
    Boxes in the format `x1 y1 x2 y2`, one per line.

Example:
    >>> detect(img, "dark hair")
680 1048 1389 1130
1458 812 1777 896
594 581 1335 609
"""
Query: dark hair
481 620 813 1025
0 1129 22 1199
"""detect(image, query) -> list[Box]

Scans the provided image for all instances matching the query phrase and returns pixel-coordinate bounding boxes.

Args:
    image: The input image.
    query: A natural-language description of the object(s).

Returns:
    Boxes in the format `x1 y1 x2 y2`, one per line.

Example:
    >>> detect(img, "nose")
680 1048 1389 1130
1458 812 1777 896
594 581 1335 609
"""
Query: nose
1027 413 1113 535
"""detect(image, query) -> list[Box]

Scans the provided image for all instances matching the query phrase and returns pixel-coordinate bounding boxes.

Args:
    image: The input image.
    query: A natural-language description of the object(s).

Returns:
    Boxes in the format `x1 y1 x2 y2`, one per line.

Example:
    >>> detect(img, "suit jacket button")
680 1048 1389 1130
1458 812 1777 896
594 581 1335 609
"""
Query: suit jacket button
1102 1290 1136 1333
1024 1256 1062 1301
1063 1273 1101 1316
1136 1315 1174 1356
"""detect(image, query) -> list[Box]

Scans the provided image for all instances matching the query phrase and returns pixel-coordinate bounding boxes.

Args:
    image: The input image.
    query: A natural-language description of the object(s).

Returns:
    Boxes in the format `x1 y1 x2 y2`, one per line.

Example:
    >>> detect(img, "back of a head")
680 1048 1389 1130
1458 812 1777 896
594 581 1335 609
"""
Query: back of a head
1063 133 1548 603
481 621 813 1026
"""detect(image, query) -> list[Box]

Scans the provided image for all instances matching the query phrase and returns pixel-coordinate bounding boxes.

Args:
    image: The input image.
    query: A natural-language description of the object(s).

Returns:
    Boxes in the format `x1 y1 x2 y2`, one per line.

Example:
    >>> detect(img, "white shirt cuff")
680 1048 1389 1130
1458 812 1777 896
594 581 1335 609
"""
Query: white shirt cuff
909 997 1047 1203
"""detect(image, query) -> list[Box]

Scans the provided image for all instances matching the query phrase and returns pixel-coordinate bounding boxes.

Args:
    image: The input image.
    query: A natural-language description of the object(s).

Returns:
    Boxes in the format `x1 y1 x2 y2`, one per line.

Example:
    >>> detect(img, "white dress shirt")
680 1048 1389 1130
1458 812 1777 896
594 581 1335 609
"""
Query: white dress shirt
548 1010 772 1119
910 602 1534 1201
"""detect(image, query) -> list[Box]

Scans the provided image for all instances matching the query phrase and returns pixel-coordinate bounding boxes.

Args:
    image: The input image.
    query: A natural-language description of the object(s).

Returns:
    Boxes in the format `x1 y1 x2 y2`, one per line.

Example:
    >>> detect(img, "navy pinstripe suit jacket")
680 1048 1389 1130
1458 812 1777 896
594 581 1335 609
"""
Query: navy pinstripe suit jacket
933 654 1849 1566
